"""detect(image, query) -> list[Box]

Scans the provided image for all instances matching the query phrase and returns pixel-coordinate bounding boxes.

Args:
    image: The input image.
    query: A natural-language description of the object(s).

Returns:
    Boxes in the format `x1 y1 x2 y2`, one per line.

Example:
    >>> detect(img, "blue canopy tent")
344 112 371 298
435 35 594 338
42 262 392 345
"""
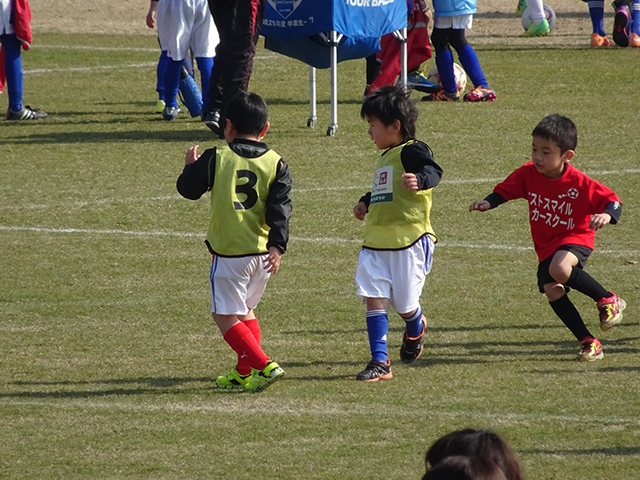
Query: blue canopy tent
262 0 408 136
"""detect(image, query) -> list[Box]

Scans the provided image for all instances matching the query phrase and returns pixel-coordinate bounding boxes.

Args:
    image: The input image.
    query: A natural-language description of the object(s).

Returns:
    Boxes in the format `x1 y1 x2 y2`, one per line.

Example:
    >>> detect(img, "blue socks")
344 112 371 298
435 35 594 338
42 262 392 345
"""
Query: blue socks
195 56 214 107
435 48 456 93
365 307 425 362
588 1 606 36
161 54 214 109
156 50 169 103
2 34 24 111
633 0 640 35
404 307 424 338
457 44 489 89
164 58 182 109
366 309 389 363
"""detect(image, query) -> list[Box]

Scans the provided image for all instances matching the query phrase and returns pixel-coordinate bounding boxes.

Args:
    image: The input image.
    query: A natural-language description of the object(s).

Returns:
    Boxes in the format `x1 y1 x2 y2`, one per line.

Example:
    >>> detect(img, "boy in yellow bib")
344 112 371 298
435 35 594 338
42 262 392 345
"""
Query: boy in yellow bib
353 85 443 381
177 91 292 392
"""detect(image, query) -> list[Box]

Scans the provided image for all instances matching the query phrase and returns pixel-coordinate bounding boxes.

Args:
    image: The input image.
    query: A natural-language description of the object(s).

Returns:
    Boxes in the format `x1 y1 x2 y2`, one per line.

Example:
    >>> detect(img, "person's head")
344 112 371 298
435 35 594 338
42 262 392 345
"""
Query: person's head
422 455 508 480
425 429 523 480
223 91 270 141
530 114 577 179
360 85 418 149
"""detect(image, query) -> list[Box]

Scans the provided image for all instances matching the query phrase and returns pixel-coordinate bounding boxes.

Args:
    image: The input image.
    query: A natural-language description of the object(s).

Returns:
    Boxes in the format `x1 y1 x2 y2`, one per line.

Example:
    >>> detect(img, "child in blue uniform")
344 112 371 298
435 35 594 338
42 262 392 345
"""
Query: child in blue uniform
422 0 496 102
353 85 443 381
583 0 640 47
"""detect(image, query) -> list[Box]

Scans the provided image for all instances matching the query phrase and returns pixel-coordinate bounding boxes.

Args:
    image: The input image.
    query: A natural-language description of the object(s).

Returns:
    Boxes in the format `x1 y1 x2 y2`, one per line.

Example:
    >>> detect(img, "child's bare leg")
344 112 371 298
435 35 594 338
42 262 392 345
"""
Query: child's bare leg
547 250 579 289
366 298 389 311
213 313 240 335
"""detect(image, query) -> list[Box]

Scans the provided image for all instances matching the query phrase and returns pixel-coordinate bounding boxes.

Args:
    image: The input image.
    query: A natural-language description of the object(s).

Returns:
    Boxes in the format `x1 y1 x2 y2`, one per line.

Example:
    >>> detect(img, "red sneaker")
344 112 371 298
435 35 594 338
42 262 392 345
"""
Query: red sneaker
463 86 496 102
597 293 626 331
577 337 603 362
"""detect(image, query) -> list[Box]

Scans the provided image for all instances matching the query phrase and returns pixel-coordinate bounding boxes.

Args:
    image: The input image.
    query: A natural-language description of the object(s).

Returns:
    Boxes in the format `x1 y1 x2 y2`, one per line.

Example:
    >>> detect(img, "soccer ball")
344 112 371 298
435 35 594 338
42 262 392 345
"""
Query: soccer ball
426 63 468 94
521 4 557 31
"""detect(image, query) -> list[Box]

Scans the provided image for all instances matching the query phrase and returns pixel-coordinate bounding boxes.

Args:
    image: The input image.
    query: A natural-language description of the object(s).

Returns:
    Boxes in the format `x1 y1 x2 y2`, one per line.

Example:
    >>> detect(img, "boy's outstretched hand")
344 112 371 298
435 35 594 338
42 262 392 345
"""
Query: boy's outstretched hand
354 201 368 220
185 145 200 165
469 200 491 212
263 246 283 274
589 213 611 231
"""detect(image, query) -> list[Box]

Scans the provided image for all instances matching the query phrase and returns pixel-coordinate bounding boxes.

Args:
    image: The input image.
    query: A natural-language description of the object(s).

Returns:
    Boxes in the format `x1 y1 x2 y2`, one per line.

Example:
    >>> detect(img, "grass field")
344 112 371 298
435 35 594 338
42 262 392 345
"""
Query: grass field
1 32 640 479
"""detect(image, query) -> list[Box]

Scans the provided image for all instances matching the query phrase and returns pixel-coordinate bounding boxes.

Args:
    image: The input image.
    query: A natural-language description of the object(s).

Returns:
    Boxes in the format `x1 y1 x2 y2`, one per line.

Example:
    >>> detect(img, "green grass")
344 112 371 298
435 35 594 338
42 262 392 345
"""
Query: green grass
1 33 639 479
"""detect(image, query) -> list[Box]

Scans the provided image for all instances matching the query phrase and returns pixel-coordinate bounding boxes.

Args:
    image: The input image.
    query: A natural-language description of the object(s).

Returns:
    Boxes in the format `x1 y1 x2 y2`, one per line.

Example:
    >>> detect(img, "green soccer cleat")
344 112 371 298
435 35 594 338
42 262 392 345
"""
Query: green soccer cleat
215 367 252 390
515 0 528 16
154 99 166 114
522 19 550 37
245 361 285 392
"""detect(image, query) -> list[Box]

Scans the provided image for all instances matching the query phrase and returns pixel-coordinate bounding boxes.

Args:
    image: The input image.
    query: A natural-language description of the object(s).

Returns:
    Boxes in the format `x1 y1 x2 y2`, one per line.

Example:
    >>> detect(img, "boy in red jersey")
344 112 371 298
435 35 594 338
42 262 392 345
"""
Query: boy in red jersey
469 114 625 362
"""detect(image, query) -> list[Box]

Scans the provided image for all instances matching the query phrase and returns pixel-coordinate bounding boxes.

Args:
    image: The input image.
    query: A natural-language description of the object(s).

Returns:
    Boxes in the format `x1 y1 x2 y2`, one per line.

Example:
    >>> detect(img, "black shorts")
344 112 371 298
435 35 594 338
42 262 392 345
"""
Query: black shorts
537 245 593 293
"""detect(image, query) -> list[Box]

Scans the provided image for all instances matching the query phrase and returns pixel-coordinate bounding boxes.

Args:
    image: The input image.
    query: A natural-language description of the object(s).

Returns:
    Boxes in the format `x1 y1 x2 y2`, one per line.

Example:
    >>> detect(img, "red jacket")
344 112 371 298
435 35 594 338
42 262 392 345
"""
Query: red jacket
0 0 33 93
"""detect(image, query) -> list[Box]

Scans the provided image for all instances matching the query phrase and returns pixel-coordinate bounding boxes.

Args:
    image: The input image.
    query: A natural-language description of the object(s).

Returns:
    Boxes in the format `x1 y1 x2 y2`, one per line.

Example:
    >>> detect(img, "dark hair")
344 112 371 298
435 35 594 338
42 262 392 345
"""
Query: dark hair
360 85 418 141
422 456 508 480
223 91 269 136
425 429 523 480
531 114 577 153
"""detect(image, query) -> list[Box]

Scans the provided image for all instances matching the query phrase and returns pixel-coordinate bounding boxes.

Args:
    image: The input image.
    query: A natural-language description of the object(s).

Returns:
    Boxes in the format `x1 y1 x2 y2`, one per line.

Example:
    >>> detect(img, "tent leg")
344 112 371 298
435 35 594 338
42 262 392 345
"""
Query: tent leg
400 27 408 87
307 67 317 127
327 30 338 136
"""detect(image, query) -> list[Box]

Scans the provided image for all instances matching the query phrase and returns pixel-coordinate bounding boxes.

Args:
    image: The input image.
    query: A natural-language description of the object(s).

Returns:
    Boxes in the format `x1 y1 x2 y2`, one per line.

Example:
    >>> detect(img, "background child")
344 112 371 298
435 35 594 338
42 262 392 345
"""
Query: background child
146 0 170 113
515 0 551 37
422 455 508 480
353 85 443 381
424 428 523 480
1 0 47 120
176 91 292 391
422 0 496 102
155 0 218 120
366 0 433 94
582 0 640 47
469 114 625 362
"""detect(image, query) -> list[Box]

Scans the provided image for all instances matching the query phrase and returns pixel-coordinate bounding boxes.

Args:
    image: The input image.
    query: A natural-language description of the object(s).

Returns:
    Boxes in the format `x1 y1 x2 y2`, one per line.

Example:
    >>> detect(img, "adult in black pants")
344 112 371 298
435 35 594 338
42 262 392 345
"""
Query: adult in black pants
202 0 266 136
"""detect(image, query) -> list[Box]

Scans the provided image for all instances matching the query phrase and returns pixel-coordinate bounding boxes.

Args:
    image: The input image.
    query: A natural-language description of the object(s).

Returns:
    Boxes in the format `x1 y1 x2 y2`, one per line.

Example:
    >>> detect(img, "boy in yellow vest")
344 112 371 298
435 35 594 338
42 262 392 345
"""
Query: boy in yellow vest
353 85 443 381
177 91 292 392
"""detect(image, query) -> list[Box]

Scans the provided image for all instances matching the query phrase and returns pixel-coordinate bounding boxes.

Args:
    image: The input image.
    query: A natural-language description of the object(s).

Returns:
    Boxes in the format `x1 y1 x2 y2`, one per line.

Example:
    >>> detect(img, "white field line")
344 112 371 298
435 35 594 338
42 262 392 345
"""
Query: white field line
2 168 639 212
2 398 640 427
26 62 158 75
24 47 278 76
0 225 639 256
34 44 280 59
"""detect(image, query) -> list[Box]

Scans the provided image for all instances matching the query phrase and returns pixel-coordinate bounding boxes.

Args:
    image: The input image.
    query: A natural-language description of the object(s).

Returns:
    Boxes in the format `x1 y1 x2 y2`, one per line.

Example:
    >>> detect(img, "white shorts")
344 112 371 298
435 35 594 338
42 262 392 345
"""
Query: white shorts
209 255 271 315
434 14 473 30
156 0 219 61
355 235 434 314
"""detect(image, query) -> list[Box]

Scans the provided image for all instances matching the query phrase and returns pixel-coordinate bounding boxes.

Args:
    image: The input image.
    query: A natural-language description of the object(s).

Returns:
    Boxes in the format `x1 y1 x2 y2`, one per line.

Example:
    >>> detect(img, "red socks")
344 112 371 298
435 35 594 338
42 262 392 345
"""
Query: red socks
223 319 267 375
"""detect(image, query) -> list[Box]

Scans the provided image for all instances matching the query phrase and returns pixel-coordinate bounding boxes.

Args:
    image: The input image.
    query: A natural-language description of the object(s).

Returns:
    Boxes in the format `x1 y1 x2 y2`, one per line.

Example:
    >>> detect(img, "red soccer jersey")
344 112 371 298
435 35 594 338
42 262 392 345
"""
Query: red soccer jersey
493 162 621 261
